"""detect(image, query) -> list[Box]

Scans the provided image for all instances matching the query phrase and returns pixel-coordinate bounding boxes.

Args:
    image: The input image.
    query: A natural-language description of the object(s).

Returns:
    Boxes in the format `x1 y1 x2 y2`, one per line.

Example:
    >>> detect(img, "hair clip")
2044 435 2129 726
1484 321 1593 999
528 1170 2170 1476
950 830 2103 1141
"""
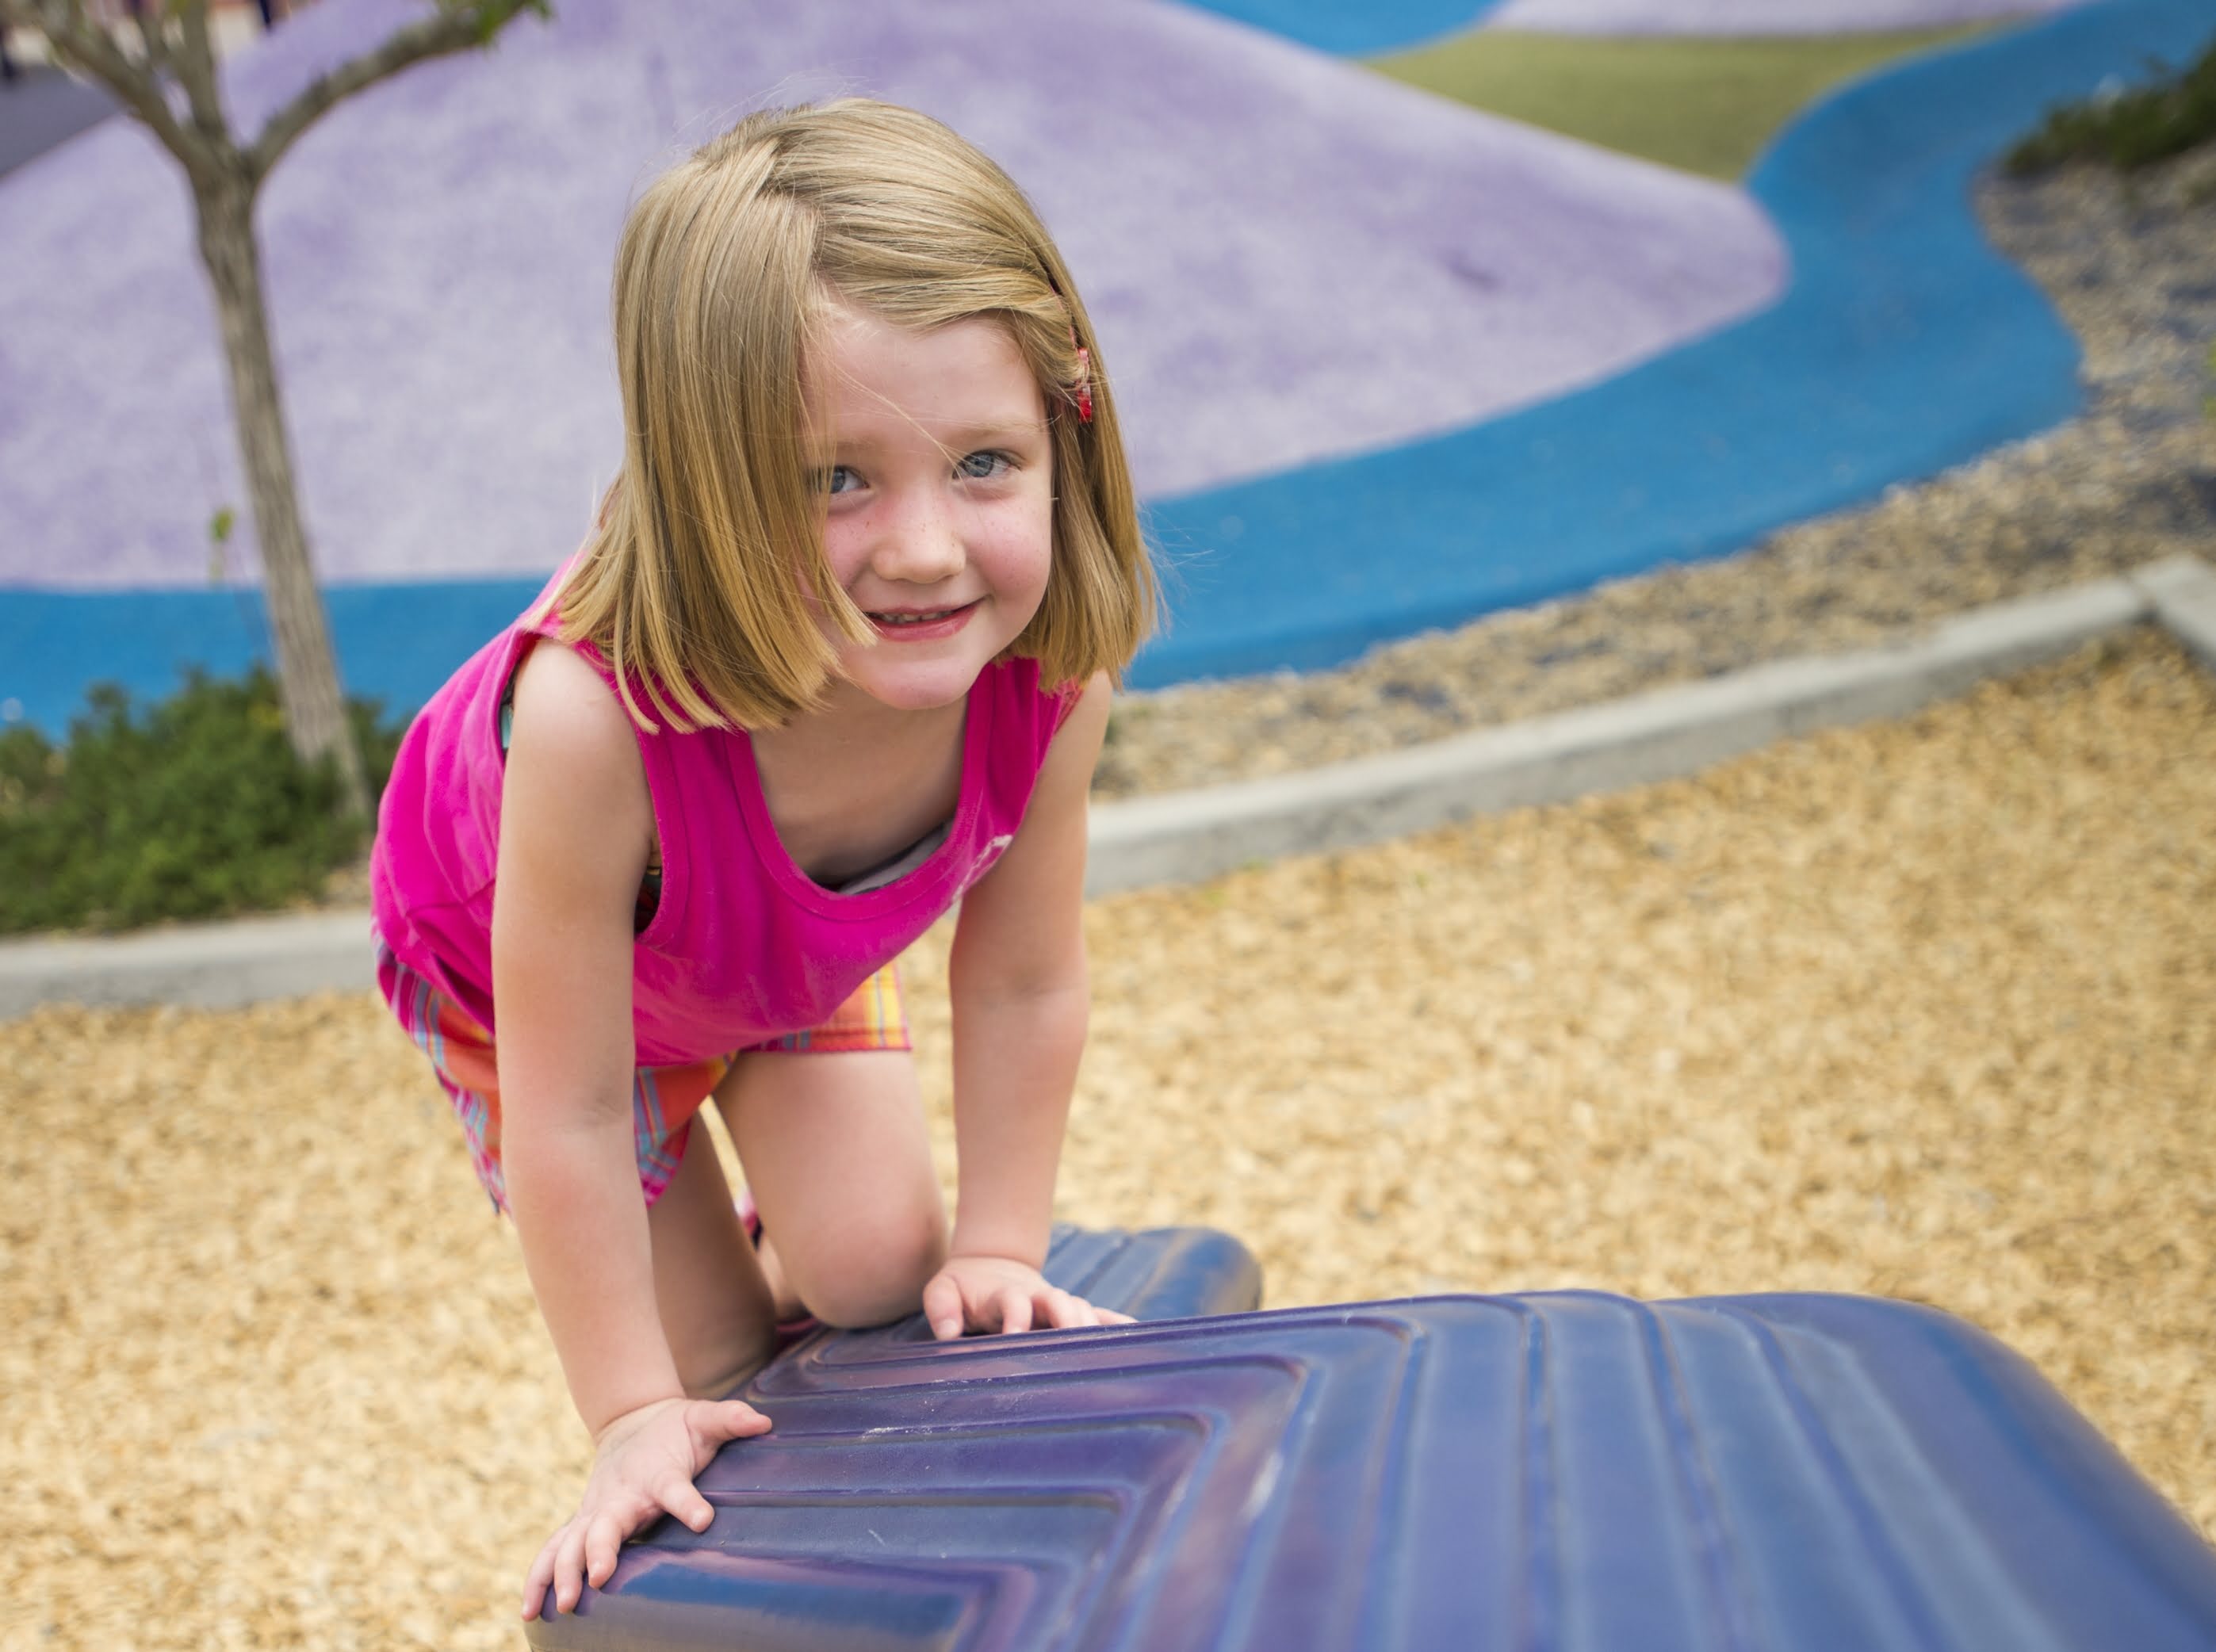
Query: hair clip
1070 327 1094 425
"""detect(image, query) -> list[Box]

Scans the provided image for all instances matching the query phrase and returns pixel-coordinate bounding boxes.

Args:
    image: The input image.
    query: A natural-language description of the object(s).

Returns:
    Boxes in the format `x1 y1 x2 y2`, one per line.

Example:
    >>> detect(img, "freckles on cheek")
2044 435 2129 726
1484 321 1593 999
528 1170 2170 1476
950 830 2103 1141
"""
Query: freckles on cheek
1024 493 1056 573
1002 527 1055 601
804 526 867 605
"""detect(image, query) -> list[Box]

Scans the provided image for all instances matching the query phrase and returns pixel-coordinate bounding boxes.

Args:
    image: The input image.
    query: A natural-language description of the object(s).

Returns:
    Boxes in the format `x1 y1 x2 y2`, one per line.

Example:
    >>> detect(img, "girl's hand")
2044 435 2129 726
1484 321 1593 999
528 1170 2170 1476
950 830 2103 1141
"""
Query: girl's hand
922 1252 1135 1340
522 1394 772 1620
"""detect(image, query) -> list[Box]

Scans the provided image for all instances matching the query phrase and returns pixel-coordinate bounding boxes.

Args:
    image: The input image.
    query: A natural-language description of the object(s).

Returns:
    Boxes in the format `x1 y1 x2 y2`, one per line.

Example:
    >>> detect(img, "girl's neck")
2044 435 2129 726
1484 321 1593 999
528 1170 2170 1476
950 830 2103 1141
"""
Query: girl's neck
752 675 964 762
747 675 970 886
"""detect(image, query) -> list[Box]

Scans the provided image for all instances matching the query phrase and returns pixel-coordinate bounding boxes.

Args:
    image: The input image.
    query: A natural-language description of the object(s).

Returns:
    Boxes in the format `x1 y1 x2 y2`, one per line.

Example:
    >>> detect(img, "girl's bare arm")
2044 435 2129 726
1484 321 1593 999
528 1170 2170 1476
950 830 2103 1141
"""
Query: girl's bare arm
932 673 1120 1334
496 644 772 1621
492 641 682 1428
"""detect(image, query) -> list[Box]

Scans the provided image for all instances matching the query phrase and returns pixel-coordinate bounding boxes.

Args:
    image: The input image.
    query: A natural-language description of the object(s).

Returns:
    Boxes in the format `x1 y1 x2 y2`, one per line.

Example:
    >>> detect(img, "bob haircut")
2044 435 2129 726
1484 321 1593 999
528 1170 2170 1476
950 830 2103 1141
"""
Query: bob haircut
551 98 1158 733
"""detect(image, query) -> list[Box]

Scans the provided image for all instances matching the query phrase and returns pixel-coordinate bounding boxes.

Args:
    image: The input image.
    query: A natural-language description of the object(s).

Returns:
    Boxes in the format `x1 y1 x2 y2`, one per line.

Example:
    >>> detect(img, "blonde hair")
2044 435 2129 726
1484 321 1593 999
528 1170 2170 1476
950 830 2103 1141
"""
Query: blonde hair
552 99 1157 733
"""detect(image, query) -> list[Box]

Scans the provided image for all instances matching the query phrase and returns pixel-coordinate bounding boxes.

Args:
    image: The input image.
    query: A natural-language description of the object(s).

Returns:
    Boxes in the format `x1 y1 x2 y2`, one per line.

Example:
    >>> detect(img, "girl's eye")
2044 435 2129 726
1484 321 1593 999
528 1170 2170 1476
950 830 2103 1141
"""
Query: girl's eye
955 451 1012 480
823 465 862 496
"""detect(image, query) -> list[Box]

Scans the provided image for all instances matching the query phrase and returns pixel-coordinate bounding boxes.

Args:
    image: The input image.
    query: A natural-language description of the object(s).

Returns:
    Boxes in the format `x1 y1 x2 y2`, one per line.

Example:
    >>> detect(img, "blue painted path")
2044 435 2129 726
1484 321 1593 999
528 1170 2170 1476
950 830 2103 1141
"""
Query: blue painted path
1126 0 2208 687
1174 0 1505 54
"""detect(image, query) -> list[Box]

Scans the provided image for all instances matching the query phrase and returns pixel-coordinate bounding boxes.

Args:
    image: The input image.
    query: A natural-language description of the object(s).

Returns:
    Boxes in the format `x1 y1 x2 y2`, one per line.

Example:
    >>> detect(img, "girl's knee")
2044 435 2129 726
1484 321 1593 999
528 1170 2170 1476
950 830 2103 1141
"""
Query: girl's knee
678 1319 780 1400
792 1203 947 1329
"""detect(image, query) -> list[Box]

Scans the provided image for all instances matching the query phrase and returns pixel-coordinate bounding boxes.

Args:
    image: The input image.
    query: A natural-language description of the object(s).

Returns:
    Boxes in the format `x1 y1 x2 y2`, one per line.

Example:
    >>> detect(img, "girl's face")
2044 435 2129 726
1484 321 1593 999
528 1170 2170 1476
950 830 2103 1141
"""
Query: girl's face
802 299 1054 714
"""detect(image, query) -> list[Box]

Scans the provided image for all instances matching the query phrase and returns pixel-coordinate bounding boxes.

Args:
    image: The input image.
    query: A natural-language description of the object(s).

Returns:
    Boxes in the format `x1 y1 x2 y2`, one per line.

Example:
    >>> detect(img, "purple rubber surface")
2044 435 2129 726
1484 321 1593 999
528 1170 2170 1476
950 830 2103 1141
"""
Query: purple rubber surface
0 64 113 181
1482 0 2097 34
523 1227 2216 1652
0 0 1778 589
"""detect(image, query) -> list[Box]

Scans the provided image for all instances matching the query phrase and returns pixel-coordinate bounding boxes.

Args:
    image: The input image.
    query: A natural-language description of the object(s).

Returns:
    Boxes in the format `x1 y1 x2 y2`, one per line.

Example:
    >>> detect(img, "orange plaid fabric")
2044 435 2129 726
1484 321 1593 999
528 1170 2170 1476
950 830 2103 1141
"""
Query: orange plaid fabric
374 939 908 1211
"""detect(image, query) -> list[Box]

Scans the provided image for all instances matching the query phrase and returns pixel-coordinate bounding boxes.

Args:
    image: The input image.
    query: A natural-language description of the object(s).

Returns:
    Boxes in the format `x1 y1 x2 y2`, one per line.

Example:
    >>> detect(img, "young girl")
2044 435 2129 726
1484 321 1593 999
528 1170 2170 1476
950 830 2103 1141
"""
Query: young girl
367 100 1155 1622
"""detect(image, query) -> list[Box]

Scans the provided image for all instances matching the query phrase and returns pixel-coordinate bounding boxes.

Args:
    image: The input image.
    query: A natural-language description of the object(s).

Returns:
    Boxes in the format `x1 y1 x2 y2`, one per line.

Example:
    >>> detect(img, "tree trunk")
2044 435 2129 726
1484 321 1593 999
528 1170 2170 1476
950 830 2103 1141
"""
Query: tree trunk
193 170 371 820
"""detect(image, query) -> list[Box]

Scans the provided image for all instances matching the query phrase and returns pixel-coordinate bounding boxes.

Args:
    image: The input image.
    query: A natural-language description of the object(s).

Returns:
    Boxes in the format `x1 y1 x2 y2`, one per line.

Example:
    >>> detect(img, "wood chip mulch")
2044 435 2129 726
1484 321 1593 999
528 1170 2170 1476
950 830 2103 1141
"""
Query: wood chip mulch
7 629 2212 1650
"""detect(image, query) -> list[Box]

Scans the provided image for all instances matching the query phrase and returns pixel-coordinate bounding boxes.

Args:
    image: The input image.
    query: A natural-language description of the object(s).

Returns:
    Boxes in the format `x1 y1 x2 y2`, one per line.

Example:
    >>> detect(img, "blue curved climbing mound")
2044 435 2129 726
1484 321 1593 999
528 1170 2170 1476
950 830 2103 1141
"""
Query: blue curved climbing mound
522 1226 2216 1650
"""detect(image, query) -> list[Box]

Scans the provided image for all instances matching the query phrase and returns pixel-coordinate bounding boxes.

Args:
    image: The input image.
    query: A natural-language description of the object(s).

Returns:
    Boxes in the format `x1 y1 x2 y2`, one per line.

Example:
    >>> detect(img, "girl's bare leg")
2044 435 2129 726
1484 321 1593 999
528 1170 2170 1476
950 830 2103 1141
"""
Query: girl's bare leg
643 1126 781 1398
750 1230 805 1324
716 1049 947 1330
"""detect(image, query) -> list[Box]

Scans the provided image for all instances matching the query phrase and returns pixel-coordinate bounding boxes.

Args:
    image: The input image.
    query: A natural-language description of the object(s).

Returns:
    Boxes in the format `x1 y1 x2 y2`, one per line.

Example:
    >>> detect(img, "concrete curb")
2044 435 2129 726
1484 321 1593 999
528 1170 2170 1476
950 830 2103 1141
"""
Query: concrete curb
5 557 2210 1018
1086 568 2172 894
0 909 374 1017
2133 552 2216 674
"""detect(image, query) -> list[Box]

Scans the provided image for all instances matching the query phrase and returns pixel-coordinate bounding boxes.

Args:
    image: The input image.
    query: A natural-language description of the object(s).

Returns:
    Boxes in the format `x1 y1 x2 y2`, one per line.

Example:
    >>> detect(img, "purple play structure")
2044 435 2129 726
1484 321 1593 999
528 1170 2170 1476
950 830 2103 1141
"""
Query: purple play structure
519 1223 2216 1651
0 0 1779 592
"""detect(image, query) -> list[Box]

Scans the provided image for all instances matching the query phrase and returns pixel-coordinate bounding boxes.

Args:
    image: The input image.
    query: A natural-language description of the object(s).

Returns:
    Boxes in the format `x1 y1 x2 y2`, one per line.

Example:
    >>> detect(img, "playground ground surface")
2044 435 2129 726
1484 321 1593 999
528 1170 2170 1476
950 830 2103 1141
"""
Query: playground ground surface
13 0 2210 720
280 140 2215 922
5 20 2214 1648
1373 22 1987 179
6 627 2213 1651
1096 144 2216 797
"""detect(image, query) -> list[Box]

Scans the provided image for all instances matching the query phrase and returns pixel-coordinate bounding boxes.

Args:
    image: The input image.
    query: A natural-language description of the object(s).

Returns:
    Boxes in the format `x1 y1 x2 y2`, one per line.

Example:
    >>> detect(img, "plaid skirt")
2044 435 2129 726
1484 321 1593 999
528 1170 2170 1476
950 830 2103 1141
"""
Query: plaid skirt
373 935 908 1212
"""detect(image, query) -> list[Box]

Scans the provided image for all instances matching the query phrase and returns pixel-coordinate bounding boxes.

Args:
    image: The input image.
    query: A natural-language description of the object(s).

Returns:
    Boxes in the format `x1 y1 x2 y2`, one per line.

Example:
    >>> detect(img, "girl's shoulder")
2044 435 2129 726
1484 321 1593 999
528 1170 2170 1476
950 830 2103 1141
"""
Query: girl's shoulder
507 637 640 771
498 637 656 898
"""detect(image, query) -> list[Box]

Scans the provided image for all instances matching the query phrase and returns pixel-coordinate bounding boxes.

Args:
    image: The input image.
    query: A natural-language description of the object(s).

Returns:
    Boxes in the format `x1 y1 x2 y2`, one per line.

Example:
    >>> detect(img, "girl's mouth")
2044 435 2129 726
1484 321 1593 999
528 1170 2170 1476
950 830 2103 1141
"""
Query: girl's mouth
865 601 978 641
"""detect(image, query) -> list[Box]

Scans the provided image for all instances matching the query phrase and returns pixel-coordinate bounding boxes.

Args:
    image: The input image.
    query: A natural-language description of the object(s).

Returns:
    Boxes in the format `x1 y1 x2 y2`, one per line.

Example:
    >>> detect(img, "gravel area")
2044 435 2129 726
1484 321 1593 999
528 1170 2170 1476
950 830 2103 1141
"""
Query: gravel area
6 629 2211 1650
1095 147 2216 798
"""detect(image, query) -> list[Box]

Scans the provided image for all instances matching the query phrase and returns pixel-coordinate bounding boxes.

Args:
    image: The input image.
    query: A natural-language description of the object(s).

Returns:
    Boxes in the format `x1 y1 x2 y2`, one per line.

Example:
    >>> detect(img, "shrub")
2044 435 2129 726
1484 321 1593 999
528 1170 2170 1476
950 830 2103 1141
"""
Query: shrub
0 669 406 935
2005 34 2216 176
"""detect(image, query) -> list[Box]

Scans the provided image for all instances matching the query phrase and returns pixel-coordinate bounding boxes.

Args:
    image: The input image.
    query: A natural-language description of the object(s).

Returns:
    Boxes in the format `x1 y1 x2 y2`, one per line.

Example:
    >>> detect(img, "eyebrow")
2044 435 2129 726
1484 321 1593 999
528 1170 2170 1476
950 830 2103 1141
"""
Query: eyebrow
813 418 1047 456
936 419 1047 442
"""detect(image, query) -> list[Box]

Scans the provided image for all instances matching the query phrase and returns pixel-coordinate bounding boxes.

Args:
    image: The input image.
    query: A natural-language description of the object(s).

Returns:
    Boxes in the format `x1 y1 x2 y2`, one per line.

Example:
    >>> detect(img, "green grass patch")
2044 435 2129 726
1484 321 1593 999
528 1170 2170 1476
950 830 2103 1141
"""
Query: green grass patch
0 669 405 935
2005 32 2216 175
1371 25 1988 180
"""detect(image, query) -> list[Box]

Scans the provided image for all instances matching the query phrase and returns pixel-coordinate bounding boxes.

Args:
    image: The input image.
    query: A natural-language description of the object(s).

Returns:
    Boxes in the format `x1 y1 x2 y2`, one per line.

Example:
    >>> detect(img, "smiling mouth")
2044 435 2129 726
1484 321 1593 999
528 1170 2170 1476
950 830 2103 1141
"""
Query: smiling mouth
866 600 977 628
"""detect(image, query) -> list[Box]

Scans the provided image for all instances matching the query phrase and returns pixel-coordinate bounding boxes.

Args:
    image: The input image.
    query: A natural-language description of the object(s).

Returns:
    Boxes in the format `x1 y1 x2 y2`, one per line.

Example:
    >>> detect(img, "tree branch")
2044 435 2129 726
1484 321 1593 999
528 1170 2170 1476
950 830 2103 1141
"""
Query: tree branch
247 0 546 184
132 0 174 84
2 0 204 173
172 0 228 147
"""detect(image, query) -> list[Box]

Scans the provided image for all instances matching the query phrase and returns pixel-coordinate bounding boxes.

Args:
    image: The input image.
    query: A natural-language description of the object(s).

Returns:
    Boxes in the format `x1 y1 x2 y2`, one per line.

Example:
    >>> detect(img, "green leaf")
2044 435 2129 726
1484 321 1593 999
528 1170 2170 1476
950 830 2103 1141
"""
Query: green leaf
2004 31 2216 176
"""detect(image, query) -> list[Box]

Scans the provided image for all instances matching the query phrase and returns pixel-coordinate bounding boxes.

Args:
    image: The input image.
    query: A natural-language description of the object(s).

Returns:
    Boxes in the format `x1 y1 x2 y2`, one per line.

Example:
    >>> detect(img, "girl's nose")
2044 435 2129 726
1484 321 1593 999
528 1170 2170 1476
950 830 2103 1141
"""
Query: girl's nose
869 487 966 587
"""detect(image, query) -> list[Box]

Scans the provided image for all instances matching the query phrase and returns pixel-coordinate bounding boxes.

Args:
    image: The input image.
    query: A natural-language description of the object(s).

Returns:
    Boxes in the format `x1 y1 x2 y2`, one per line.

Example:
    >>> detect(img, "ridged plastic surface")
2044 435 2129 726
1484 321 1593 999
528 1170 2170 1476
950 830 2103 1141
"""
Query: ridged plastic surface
526 1230 2216 1652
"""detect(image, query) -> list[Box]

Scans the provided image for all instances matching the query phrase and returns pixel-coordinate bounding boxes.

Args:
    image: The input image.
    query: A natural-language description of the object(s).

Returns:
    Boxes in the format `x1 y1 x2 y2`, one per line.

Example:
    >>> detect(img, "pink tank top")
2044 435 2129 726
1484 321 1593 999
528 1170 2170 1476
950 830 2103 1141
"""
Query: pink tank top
370 576 1074 1066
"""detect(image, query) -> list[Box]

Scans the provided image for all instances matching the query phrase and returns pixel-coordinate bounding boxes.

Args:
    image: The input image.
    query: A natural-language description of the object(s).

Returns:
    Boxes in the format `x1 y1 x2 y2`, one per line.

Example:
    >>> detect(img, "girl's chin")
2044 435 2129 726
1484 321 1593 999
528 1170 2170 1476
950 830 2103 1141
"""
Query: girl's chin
833 661 978 714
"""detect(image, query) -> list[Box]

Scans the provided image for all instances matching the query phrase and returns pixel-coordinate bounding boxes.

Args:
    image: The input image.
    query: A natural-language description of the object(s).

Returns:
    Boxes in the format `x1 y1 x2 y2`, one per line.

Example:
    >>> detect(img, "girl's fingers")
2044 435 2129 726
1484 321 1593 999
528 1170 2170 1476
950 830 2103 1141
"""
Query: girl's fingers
521 1528 565 1619
713 1399 773 1441
584 1509 626 1590
922 1272 966 1340
553 1521 590 1614
1056 1290 1099 1329
656 1473 715 1534
519 1281 1134 1631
